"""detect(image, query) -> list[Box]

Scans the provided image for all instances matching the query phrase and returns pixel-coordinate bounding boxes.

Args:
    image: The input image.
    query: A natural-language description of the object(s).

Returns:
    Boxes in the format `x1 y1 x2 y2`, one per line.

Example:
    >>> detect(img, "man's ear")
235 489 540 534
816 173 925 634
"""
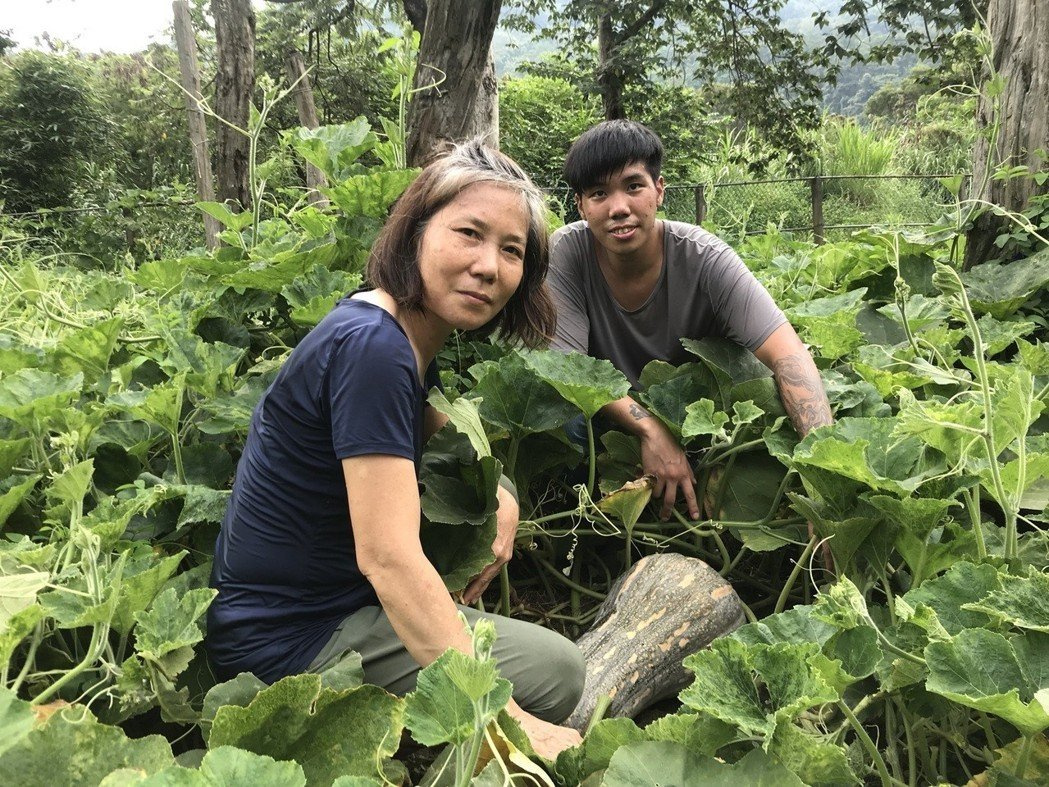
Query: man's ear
574 192 586 221
655 176 666 207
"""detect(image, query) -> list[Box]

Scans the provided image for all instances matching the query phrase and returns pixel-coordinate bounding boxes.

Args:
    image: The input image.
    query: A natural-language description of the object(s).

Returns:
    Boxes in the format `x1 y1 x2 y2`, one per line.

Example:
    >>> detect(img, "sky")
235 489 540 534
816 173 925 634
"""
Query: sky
6 0 180 53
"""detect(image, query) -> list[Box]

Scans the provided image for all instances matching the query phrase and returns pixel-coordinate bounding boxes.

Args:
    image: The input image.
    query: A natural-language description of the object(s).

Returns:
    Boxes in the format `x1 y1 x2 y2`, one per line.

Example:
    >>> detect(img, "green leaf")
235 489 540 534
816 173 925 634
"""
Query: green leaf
786 290 866 360
732 605 837 648
133 587 216 662
196 202 253 231
680 638 839 738
318 651 364 692
209 675 403 785
643 712 738 757
596 476 654 530
282 266 360 328
111 551 186 636
767 719 859 786
108 380 183 436
521 350 630 420
925 628 1049 737
962 248 1049 318
0 474 40 529
0 438 30 479
964 570 1049 633
202 673 268 732
47 317 125 383
404 647 511 746
903 561 1004 635
44 458 95 522
471 352 578 439
0 687 34 759
421 454 500 527
324 169 420 218
0 369 83 430
793 417 945 496
603 744 805 786
0 707 173 786
289 119 376 180
0 604 45 668
427 391 491 458
681 399 729 441
554 718 645 786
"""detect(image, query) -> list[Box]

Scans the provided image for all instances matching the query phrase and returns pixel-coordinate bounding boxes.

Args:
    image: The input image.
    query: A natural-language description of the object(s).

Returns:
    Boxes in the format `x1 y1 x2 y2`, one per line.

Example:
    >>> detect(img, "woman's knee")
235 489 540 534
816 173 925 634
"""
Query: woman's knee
540 638 586 723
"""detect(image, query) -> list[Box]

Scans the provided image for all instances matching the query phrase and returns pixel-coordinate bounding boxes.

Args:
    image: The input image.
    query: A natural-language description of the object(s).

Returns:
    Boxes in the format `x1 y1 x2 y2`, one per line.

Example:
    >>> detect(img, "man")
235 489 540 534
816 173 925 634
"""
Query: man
549 120 833 521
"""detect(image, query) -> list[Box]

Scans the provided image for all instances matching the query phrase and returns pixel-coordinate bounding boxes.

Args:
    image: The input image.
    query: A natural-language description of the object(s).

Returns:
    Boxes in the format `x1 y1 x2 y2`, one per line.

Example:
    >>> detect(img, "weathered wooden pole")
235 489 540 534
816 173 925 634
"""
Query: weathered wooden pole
811 175 825 245
172 0 220 249
211 0 255 210
285 49 329 208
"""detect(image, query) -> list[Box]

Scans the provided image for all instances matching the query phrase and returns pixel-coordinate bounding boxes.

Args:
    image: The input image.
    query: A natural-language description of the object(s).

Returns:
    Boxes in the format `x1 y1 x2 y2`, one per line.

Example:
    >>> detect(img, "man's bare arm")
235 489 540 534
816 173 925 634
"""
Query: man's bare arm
754 324 833 438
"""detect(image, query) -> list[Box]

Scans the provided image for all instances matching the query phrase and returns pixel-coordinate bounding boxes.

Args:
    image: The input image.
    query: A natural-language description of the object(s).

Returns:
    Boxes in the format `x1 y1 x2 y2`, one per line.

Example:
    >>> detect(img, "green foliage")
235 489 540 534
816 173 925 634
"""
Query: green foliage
499 75 601 187
0 51 112 212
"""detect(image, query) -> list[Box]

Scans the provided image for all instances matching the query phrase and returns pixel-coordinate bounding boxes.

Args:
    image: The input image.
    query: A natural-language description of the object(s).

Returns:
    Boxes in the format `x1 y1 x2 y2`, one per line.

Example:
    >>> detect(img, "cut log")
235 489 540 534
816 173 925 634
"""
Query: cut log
565 553 744 730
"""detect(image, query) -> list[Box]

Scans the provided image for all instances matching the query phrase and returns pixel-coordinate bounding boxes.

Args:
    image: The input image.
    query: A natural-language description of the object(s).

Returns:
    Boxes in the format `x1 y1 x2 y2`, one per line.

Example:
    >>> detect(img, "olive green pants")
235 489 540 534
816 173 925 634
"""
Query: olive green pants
306 604 585 723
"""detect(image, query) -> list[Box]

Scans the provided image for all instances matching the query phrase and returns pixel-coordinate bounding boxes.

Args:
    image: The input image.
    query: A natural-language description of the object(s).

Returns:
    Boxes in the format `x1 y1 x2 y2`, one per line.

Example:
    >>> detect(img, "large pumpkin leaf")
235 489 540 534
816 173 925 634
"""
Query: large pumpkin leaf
521 350 629 420
964 569 1049 633
961 248 1049 319
603 744 805 786
209 674 403 785
903 561 1005 635
471 352 578 438
925 629 1049 737
680 638 839 739
0 707 173 786
767 719 859 786
404 647 511 747
107 746 307 786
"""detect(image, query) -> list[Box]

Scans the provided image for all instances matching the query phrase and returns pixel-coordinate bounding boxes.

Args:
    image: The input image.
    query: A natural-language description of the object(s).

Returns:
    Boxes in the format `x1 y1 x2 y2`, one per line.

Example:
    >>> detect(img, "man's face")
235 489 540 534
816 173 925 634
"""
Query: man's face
575 162 665 259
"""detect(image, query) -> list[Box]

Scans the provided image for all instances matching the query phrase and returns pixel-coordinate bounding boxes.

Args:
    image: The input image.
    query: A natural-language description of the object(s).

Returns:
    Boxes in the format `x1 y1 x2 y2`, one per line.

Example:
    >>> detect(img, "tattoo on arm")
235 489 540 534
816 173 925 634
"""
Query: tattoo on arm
771 352 833 437
628 402 652 421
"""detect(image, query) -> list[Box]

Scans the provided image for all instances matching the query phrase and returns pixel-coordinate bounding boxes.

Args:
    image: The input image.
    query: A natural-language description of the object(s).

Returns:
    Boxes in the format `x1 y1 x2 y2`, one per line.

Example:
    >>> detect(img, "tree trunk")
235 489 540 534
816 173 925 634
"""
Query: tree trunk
286 49 329 208
965 0 1049 269
172 0 220 249
405 0 502 167
597 13 625 121
212 0 255 210
565 553 745 730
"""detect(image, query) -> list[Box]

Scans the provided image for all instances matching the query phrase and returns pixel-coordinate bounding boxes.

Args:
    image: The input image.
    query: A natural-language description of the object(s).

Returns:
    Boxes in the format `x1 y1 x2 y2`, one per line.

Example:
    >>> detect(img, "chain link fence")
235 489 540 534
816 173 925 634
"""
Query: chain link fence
544 174 969 244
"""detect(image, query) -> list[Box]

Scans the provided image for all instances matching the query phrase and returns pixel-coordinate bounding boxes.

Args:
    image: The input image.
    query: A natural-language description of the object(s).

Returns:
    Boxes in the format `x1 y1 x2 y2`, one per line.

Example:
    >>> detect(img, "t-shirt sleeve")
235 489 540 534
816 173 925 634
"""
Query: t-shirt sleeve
327 323 418 461
707 246 787 351
548 227 590 355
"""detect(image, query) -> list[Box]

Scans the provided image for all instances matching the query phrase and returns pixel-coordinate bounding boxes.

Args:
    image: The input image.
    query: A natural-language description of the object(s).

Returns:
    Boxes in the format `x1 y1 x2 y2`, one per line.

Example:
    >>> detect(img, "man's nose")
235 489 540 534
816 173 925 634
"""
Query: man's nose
607 191 630 217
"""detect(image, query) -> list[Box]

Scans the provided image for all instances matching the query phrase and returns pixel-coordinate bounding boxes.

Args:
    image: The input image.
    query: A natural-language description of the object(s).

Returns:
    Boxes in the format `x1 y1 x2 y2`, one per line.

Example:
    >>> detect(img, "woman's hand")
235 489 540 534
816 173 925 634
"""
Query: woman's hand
513 712 583 761
462 485 519 605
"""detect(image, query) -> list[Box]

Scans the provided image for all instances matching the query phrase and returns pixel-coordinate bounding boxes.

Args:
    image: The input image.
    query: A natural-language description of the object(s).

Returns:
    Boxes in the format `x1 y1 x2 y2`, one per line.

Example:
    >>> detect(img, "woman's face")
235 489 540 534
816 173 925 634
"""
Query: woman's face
417 182 529 333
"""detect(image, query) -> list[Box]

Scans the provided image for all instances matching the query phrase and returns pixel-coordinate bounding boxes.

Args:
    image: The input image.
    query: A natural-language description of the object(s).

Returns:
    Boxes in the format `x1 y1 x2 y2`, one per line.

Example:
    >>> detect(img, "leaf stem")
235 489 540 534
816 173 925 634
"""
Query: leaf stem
775 533 817 614
838 700 893 787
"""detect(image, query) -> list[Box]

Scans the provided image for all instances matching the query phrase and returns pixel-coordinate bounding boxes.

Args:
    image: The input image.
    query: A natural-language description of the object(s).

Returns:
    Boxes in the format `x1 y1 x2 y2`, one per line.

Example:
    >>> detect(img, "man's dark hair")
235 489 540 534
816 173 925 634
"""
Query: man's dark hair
562 120 664 195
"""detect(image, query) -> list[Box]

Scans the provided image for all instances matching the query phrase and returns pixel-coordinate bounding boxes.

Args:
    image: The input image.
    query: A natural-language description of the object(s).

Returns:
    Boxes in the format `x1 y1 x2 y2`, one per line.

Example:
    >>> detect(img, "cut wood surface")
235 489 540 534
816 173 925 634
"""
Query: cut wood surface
566 552 745 730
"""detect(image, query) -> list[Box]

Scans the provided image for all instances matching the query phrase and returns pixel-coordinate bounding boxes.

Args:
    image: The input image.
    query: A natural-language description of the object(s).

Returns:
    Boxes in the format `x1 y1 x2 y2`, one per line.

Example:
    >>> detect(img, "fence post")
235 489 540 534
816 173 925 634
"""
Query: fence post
811 176 824 244
694 184 707 224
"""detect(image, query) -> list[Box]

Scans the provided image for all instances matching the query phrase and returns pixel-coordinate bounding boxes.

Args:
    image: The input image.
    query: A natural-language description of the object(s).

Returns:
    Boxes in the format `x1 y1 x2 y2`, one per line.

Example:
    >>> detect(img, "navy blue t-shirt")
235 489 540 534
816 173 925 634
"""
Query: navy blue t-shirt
206 297 438 683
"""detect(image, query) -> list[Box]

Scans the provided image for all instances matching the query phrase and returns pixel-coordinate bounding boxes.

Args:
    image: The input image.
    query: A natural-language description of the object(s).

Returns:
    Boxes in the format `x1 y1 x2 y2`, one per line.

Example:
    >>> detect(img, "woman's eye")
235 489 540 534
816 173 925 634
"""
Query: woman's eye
457 227 479 238
504 245 524 259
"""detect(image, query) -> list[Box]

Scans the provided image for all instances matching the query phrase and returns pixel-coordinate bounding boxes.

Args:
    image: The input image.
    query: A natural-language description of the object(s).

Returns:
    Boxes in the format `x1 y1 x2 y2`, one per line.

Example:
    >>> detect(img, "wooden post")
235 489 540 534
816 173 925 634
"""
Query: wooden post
172 0 220 250
286 50 329 209
694 184 707 224
811 175 825 245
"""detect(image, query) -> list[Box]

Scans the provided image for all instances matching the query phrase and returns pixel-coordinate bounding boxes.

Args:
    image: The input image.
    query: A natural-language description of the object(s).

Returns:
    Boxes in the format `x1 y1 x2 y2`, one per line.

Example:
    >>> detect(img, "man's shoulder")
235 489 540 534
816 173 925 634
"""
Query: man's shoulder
663 220 737 261
549 221 592 271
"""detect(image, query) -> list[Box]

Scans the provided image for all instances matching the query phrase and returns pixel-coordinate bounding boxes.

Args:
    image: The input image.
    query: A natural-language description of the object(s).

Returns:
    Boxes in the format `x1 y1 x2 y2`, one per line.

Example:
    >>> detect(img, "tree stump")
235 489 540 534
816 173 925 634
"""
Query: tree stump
565 553 745 730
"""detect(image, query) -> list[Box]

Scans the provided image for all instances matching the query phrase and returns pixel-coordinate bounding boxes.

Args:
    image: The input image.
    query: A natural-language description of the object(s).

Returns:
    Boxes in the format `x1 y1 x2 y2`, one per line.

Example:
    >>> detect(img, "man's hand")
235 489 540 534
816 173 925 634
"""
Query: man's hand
601 396 700 521
639 420 699 521
461 484 519 605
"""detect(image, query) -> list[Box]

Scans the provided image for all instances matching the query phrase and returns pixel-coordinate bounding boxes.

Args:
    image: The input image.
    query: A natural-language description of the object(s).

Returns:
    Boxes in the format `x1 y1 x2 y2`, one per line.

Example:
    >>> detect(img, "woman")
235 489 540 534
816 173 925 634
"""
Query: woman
206 141 585 758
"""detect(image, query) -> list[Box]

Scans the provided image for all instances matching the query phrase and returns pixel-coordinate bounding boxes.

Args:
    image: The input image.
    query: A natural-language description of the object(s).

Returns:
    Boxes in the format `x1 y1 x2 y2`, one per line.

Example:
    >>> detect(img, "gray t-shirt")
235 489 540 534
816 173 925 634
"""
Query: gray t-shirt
549 220 786 388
